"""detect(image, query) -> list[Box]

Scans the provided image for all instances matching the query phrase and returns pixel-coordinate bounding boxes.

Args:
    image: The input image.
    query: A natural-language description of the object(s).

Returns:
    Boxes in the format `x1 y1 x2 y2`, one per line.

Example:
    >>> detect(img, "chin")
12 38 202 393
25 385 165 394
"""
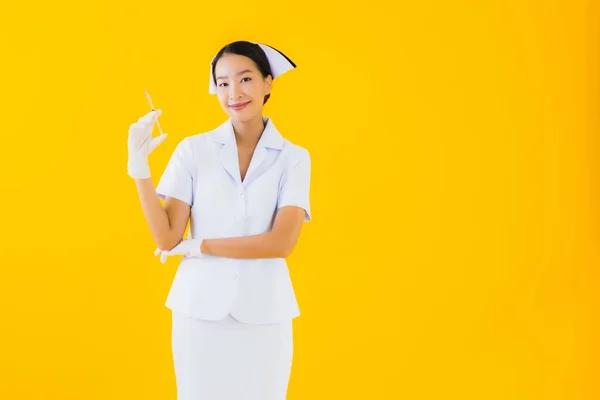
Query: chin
229 108 258 123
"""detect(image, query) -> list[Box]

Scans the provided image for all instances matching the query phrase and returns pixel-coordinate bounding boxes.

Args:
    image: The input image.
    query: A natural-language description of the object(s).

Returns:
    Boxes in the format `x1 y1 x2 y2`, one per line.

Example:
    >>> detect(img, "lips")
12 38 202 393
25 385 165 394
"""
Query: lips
229 101 250 110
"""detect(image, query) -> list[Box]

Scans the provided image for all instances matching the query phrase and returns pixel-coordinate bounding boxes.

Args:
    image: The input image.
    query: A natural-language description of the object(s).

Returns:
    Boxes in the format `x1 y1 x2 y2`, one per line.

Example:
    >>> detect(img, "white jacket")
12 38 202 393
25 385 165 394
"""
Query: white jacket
155 117 311 324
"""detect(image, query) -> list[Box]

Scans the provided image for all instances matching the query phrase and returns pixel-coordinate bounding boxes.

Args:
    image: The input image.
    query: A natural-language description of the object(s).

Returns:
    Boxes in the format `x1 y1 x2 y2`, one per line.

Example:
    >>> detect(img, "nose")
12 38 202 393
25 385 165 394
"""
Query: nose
228 83 243 101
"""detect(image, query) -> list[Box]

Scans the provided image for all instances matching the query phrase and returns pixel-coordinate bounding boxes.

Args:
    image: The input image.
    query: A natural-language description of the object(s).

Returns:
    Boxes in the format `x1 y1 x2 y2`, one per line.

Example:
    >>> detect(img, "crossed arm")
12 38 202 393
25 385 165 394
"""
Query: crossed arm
163 196 305 259
200 206 306 259
135 178 306 259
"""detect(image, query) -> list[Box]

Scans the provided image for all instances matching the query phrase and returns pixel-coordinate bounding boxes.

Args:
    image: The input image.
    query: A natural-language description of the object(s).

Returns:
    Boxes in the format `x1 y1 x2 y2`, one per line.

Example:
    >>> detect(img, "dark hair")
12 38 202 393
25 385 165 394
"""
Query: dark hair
211 41 273 105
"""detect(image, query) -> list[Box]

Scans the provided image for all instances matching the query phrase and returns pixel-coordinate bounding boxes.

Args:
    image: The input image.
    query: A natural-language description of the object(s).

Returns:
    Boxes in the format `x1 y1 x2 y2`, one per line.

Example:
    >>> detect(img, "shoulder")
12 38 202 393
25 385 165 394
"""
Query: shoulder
170 125 222 157
184 128 217 149
280 138 311 168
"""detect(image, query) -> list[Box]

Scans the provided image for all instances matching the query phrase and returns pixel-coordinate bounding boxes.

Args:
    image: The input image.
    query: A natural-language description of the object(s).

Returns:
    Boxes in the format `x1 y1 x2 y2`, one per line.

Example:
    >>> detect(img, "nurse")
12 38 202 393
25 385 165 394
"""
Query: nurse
127 40 311 400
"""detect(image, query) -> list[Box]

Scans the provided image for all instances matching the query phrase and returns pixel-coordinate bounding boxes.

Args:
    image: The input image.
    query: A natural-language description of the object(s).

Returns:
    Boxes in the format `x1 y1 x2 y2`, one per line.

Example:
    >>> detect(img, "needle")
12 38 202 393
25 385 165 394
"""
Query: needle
144 88 164 135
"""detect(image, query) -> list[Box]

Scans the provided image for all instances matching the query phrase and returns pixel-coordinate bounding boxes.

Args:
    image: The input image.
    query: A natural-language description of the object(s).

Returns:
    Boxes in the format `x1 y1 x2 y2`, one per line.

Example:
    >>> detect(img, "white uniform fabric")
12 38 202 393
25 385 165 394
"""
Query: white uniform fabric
172 312 293 400
155 116 311 399
156 116 311 323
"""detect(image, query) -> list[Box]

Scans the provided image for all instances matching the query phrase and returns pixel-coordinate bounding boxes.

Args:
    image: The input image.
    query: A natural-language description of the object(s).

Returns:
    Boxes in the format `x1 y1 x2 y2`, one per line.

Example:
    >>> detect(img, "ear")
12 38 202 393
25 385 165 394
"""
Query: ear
265 75 273 94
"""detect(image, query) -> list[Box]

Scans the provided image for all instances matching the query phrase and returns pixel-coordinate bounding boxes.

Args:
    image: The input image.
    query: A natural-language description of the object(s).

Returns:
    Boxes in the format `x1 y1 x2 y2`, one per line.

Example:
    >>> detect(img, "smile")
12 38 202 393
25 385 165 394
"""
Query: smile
229 101 250 111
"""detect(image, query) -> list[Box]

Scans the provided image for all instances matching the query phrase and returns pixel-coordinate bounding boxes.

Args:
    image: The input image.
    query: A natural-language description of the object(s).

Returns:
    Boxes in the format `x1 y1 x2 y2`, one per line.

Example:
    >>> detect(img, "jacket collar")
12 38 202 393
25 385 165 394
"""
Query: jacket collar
211 116 284 186
211 116 284 150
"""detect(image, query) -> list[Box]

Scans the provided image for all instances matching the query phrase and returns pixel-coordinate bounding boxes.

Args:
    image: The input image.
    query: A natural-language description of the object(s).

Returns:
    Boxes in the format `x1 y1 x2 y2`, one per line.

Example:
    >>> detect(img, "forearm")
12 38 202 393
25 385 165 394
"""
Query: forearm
134 178 173 249
201 231 290 259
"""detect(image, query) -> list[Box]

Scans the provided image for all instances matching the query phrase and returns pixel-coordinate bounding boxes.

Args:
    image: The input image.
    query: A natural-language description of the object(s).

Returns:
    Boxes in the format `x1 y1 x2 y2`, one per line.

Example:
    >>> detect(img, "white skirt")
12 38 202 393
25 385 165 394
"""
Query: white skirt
171 311 294 400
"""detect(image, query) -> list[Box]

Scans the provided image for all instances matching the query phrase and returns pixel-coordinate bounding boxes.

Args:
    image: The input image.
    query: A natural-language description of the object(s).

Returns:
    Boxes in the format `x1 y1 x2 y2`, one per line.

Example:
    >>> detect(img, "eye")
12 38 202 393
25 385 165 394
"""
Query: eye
218 82 228 87
241 77 251 82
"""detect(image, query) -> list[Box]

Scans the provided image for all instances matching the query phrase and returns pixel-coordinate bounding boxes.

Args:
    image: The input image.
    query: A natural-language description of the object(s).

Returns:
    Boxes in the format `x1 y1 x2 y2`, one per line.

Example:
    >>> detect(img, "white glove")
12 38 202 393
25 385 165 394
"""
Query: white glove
127 109 168 179
154 238 204 264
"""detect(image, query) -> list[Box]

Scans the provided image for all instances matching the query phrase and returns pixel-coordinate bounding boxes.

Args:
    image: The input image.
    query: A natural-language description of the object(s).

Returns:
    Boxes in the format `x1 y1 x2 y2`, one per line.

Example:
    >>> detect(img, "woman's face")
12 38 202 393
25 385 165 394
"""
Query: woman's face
214 53 272 123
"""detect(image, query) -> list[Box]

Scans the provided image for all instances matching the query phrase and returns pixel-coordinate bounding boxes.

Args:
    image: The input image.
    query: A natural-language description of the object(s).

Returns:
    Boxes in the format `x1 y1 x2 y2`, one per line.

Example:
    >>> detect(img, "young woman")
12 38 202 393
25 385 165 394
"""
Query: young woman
127 41 311 400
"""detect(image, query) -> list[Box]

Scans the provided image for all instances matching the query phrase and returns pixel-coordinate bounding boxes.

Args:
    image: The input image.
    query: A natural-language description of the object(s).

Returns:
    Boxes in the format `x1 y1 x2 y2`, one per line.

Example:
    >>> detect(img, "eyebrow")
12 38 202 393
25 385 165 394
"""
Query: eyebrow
216 69 253 80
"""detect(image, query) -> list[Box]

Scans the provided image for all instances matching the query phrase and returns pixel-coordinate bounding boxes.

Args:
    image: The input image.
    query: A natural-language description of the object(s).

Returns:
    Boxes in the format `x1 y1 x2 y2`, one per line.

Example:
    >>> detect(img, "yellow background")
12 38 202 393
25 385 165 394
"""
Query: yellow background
0 0 598 399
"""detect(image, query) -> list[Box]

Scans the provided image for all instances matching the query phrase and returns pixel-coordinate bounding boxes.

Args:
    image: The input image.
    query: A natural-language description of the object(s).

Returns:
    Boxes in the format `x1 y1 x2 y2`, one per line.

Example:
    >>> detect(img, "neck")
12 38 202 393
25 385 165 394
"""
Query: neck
232 115 266 148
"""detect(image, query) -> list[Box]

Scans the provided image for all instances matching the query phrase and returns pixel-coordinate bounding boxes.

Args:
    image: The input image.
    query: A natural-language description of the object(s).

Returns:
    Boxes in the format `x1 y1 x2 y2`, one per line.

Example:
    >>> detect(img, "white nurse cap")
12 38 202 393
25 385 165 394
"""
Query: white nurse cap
208 42 296 94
